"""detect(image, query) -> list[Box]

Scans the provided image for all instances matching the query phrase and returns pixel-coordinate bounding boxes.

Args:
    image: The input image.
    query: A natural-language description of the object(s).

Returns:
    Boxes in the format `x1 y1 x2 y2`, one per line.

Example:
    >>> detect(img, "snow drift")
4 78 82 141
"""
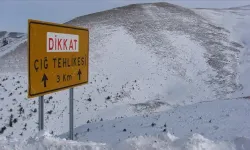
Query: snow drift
0 131 249 150
0 131 109 150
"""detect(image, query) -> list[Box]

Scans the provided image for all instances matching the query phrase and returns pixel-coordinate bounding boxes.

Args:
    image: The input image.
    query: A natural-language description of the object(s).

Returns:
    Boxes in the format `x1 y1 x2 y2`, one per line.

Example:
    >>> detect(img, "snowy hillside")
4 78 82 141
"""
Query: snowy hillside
0 31 26 57
193 5 250 98
59 98 250 148
0 31 27 72
1 98 250 149
0 2 250 150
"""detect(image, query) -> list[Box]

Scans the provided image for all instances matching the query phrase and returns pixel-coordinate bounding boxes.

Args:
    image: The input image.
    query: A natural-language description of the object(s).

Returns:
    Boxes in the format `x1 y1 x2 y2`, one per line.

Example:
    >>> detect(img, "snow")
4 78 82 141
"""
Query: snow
0 32 26 58
0 25 216 139
0 133 236 150
59 98 250 145
0 131 109 150
0 2 250 150
1 96 250 150
115 134 236 150
193 7 250 99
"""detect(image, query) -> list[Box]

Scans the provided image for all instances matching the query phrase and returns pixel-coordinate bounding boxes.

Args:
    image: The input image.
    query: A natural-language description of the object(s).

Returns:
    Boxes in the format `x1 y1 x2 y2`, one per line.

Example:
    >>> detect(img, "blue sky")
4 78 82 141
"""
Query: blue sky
1 0 250 32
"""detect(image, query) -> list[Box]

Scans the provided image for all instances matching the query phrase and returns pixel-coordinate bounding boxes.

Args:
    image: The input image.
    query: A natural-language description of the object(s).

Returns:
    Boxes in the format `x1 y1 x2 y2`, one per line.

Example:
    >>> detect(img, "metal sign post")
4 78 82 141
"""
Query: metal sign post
69 88 74 140
38 96 44 131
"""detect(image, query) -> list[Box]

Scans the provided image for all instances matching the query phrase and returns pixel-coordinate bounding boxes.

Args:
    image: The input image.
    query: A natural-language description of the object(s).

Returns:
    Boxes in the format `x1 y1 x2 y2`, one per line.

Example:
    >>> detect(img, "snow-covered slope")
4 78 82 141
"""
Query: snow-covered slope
193 5 250 98
0 31 26 57
59 98 250 145
0 31 27 72
0 2 250 149
67 2 244 100
1 98 250 150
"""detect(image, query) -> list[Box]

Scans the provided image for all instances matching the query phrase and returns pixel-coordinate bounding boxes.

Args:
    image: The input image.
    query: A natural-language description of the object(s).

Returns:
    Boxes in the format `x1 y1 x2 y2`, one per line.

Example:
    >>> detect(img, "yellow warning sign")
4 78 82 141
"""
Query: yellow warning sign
28 19 89 98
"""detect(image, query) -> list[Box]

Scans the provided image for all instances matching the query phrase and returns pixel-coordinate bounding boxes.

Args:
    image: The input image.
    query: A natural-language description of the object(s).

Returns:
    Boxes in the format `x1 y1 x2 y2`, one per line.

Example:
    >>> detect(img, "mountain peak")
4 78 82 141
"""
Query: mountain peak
228 4 250 10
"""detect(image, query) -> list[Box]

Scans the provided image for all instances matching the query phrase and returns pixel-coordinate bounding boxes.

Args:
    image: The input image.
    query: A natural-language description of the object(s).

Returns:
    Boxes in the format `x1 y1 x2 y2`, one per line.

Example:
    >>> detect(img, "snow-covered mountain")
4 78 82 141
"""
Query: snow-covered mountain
0 2 250 150
0 31 26 56
227 4 250 10
0 31 27 72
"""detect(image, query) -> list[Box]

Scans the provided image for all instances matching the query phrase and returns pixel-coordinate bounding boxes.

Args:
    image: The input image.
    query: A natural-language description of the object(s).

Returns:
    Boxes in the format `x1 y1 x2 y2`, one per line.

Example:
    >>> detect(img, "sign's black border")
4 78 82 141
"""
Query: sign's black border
28 20 89 98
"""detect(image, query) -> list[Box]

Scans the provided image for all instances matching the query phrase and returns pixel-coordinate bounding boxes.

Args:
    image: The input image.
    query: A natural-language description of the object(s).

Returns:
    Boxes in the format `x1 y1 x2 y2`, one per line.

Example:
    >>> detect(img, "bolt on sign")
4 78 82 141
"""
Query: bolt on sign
28 19 89 98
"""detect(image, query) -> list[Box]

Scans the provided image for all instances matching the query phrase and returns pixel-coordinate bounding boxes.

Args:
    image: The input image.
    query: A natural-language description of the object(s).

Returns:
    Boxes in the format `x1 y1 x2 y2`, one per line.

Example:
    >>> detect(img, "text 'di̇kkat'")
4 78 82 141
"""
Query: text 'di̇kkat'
47 32 79 52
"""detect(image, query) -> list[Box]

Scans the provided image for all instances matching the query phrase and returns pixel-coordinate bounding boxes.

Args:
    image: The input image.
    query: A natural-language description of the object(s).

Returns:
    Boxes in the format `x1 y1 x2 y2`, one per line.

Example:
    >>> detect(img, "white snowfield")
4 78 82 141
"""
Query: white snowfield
0 2 250 150
1 98 250 150
0 133 245 150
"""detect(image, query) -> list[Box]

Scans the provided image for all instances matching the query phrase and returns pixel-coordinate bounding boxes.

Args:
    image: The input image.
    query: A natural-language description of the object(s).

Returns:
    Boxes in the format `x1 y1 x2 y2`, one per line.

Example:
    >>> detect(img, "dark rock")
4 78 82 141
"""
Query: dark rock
9 93 13 97
0 126 7 134
106 96 111 100
47 110 52 114
9 119 13 127
13 118 17 123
